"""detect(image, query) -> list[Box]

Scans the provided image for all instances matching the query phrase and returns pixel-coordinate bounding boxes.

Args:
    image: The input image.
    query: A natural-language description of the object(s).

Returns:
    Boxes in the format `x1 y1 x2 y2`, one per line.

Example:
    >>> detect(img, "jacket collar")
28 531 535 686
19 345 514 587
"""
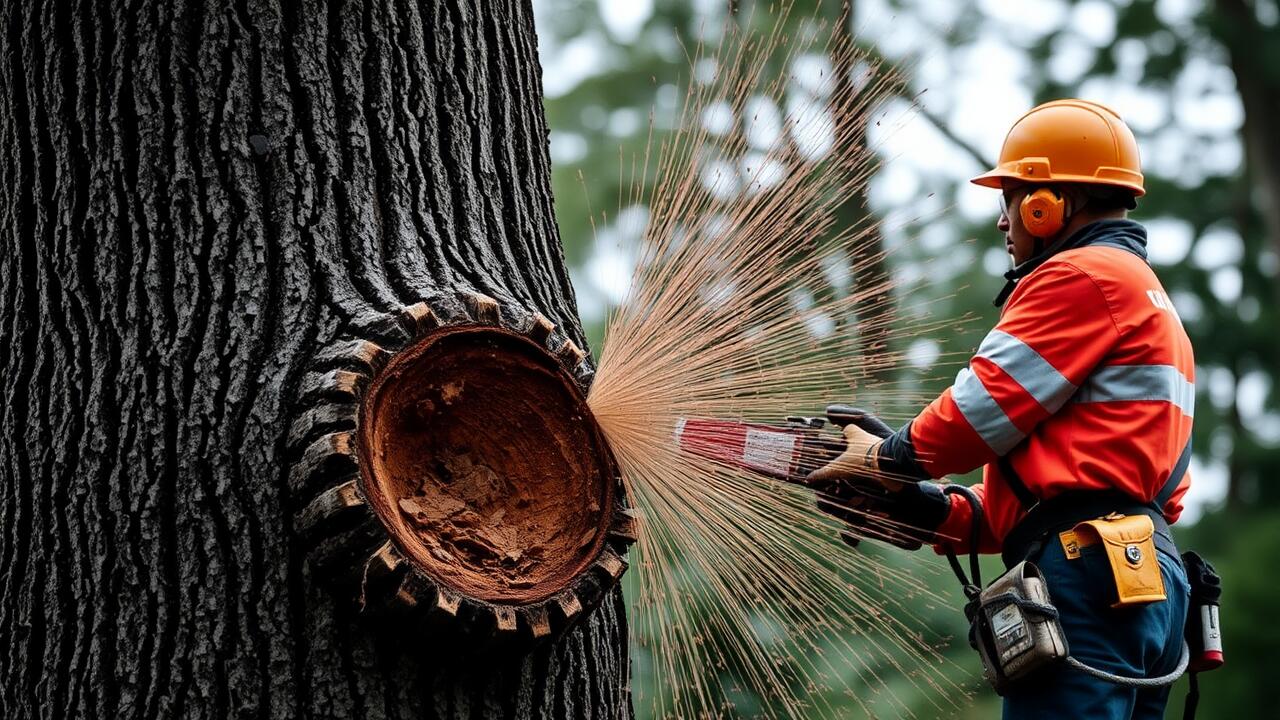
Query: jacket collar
993 219 1148 307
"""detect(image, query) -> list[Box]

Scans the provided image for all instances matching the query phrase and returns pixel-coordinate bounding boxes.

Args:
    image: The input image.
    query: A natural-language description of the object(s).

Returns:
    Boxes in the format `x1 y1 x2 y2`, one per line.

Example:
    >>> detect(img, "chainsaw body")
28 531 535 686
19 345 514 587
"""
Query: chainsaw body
672 415 843 482
674 407 943 550
673 405 887 484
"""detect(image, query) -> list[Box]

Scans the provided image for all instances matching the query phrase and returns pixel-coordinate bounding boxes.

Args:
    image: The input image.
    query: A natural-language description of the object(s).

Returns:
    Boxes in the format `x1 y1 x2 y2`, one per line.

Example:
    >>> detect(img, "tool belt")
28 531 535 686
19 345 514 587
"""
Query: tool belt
942 450 1223 717
1001 489 1179 570
995 438 1188 564
945 484 1191 696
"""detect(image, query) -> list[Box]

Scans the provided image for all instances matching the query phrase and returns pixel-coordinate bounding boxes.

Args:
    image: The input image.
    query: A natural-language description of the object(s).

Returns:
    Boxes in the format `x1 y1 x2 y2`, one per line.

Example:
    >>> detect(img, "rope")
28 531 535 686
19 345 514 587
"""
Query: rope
941 483 1190 693
1064 641 1190 689
942 484 984 593
981 592 1059 621
973 582 1188 690
987 591 1189 688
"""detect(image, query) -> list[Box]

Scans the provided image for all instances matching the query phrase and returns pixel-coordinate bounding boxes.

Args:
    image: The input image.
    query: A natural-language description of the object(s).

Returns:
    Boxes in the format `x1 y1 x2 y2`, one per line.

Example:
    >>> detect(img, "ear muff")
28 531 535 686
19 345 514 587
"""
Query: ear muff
1020 187 1066 238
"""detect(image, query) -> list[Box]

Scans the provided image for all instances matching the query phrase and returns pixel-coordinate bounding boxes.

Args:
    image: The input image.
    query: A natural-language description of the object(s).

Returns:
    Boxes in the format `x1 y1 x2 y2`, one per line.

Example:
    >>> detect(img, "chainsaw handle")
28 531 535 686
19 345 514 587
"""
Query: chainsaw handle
825 404 894 438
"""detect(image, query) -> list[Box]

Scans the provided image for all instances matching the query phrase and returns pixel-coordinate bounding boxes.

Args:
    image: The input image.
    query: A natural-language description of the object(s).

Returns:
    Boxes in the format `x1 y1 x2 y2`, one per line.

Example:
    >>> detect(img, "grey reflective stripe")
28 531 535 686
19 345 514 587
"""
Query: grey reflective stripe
951 367 1024 455
1074 365 1196 417
976 330 1078 413
1156 437 1194 508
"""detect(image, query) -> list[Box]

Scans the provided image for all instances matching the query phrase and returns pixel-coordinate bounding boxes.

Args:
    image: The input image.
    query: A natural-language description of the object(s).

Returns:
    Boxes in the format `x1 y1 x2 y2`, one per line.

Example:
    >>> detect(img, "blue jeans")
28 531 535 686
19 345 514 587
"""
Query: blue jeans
1002 537 1190 719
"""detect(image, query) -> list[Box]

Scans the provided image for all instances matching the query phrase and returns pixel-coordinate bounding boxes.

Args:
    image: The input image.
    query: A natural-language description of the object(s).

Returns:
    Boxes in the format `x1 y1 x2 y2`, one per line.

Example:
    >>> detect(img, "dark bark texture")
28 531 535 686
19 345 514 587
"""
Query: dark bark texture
0 0 632 718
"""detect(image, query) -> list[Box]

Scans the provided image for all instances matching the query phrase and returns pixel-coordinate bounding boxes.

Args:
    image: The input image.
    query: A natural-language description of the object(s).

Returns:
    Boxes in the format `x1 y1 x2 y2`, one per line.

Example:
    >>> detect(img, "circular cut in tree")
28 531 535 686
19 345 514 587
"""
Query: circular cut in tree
289 291 635 649
361 324 614 605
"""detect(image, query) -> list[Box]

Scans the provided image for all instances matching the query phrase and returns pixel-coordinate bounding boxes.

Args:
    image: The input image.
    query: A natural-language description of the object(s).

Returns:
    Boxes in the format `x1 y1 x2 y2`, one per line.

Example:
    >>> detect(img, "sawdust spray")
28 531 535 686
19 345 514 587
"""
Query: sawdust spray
583 4 972 718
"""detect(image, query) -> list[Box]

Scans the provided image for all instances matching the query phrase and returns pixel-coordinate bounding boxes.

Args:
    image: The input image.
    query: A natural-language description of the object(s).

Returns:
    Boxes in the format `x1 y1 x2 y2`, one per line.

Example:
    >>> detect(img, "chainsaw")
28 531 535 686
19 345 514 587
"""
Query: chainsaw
673 403 893 484
674 404 941 549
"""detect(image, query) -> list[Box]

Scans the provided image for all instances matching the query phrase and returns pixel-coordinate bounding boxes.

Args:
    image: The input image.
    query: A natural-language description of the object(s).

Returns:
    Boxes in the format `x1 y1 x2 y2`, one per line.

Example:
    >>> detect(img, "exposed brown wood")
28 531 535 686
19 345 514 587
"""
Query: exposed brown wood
355 324 620 606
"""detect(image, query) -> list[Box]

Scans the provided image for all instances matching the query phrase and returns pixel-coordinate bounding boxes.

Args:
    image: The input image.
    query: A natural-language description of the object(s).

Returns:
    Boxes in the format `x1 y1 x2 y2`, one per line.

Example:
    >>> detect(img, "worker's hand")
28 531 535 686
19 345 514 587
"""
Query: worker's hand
812 479 951 551
804 421 883 486
802 406 950 550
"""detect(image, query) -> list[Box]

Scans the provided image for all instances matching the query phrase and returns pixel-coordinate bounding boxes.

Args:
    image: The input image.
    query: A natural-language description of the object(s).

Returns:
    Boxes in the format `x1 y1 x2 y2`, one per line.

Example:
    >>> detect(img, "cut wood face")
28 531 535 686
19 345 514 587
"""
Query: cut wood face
359 325 615 604
288 291 632 648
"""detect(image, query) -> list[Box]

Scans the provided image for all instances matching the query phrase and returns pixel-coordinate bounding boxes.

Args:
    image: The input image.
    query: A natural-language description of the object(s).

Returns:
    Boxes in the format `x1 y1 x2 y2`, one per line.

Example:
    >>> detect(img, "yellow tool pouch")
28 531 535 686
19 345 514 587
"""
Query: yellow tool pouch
1071 513 1167 608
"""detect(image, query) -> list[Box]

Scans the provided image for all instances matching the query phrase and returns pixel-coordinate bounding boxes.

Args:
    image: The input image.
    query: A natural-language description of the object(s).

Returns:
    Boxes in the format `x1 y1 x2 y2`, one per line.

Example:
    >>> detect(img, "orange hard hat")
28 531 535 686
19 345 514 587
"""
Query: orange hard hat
970 99 1145 197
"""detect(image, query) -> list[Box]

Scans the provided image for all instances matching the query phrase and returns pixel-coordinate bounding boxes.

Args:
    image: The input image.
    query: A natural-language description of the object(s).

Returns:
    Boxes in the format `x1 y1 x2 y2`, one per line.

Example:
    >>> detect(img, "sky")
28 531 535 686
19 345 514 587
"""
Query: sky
531 0 1246 522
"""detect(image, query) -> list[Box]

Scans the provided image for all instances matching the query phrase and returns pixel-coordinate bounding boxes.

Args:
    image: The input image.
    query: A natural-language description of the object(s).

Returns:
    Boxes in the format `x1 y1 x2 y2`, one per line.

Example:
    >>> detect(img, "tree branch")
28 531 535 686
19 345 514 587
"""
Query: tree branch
915 105 992 171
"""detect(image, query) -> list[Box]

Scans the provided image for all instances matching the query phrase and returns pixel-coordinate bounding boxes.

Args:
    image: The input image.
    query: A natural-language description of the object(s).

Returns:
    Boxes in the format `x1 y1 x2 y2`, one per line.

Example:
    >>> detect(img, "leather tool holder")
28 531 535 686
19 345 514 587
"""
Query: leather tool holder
1070 513 1166 608
967 561 1069 694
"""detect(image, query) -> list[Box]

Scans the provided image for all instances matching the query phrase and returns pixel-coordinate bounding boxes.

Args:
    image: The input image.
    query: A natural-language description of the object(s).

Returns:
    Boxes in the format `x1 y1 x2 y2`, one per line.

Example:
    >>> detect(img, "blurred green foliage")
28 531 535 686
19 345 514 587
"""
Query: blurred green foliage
534 0 1275 716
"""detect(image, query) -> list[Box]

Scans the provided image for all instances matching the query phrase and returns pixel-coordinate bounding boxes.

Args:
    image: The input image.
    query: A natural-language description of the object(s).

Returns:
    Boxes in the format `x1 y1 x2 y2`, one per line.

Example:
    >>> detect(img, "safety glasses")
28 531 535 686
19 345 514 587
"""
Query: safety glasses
998 187 1024 218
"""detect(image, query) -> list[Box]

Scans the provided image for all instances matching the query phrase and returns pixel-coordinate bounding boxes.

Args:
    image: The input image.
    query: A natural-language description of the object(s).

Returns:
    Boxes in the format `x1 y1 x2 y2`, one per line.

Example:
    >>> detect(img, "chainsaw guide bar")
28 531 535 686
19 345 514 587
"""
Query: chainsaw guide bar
675 416 846 483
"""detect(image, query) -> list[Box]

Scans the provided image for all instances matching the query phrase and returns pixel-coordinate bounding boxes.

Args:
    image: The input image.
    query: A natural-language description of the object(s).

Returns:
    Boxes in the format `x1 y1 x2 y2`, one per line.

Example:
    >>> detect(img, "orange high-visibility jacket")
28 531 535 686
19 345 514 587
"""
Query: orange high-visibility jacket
895 221 1194 553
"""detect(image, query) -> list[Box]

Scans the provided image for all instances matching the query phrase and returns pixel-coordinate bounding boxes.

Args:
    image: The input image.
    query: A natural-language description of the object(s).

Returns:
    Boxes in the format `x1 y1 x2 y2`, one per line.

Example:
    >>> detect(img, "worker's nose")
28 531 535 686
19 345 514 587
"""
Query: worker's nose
997 212 1011 233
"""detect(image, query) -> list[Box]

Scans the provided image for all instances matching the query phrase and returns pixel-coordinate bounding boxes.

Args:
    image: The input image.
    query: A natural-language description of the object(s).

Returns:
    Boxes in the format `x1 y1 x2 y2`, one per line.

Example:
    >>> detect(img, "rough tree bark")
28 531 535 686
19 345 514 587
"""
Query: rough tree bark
0 0 631 718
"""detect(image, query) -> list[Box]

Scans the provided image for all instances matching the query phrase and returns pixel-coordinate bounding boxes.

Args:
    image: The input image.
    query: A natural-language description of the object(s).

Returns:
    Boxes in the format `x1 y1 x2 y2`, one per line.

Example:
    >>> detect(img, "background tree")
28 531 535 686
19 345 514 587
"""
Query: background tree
0 1 631 718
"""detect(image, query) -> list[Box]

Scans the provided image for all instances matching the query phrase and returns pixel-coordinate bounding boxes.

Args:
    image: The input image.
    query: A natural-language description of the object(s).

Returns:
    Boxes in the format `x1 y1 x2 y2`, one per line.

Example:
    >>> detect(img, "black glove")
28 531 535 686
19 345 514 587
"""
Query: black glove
813 478 950 550
825 404 895 438
809 406 950 550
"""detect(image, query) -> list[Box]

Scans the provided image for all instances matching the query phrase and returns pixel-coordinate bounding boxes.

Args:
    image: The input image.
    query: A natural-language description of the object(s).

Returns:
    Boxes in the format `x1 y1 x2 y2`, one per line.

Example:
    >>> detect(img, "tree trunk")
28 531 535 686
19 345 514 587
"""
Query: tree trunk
831 1 894 381
1216 0 1280 265
0 0 632 718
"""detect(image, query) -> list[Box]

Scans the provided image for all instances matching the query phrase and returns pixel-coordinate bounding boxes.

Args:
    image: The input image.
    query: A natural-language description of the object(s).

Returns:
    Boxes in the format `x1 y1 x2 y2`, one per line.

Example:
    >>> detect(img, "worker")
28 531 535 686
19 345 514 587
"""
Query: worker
808 99 1194 719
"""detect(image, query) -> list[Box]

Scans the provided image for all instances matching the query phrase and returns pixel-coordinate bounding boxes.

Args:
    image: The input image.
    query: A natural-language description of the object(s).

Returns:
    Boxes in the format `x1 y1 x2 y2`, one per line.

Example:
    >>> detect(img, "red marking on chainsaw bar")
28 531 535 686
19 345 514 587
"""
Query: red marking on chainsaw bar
675 418 806 480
